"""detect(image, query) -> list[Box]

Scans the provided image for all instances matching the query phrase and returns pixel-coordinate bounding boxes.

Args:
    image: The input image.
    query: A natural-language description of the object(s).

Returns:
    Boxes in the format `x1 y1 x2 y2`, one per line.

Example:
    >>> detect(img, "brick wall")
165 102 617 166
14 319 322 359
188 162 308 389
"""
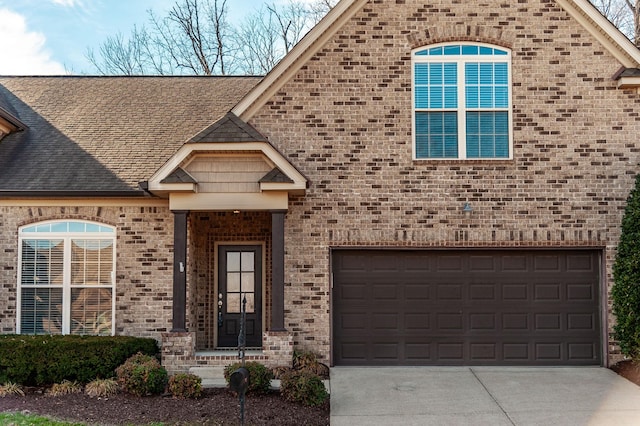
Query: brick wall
0 205 174 340
249 0 640 364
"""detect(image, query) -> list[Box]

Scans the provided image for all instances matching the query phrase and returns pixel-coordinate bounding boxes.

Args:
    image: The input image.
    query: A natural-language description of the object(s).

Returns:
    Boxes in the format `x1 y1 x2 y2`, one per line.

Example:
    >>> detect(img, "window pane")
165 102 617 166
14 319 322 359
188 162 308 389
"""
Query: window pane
228 272 240 292
70 288 112 336
430 87 443 108
495 63 508 84
20 288 63 334
21 240 64 286
227 293 241 313
71 240 113 285
495 87 509 108
227 252 240 272
462 45 478 55
241 272 255 292
243 293 255 313
429 63 443 85
415 112 458 158
415 86 428 108
428 46 443 55
415 63 428 84
466 112 509 158
241 252 254 272
444 87 457 108
444 45 461 55
479 46 494 55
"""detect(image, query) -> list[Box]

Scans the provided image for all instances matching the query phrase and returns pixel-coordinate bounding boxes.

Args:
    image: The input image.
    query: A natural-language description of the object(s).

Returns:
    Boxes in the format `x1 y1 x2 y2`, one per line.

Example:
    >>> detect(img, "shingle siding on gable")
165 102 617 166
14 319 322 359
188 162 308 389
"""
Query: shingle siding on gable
249 0 640 361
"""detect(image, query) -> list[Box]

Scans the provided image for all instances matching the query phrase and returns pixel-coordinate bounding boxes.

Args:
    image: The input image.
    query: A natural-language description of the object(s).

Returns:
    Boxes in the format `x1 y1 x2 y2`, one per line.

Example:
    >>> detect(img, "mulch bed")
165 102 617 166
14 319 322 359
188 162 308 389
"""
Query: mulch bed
611 359 640 387
0 387 329 425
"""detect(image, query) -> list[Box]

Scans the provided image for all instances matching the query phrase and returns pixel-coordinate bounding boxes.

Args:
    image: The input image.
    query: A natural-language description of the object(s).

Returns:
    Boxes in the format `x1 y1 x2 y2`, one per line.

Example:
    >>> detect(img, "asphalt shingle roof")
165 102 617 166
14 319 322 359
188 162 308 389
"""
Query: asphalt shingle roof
0 76 261 194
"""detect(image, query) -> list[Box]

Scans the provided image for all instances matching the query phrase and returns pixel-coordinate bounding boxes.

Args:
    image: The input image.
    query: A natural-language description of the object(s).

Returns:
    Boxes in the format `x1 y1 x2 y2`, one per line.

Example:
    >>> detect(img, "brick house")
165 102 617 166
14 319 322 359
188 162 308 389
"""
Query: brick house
1 0 640 372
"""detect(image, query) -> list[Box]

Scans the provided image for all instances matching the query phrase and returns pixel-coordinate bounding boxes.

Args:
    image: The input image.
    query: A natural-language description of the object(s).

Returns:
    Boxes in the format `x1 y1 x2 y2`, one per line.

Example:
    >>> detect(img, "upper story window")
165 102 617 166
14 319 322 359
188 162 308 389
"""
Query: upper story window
17 220 115 336
412 43 512 159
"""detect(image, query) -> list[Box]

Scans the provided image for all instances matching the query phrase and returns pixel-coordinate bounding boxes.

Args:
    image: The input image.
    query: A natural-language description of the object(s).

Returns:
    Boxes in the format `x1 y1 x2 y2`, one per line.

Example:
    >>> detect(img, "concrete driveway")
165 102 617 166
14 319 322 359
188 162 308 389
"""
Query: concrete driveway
330 367 640 425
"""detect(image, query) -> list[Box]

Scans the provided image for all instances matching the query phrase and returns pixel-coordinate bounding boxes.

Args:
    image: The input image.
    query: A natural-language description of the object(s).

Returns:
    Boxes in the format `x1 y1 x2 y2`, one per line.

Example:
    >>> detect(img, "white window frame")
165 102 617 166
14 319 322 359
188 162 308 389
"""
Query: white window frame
412 42 514 160
17 220 116 335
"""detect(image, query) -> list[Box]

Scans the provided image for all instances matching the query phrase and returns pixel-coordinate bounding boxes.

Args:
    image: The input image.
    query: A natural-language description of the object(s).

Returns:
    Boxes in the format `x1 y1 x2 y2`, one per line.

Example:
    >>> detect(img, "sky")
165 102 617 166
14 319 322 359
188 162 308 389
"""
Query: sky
0 0 276 75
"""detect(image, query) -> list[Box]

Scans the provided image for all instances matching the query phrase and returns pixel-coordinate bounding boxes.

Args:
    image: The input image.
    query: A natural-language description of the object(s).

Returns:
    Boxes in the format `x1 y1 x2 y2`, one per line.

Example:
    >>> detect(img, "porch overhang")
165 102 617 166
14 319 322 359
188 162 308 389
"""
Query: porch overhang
146 141 307 211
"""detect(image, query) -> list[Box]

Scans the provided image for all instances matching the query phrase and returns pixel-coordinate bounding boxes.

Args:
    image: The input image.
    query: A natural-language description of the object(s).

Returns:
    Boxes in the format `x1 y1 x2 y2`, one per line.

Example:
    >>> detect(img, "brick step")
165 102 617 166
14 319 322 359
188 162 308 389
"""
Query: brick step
189 366 330 392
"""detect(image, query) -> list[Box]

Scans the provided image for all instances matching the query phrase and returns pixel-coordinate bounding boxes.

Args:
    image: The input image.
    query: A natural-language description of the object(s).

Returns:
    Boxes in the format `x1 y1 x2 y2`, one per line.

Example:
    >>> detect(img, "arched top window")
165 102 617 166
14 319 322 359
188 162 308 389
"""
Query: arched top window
18 220 115 336
412 42 513 159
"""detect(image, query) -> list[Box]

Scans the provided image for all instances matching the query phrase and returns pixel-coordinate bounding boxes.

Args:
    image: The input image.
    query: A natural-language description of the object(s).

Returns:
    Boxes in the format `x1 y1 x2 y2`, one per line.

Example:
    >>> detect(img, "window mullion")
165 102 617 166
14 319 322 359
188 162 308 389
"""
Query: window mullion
457 60 467 159
62 237 72 334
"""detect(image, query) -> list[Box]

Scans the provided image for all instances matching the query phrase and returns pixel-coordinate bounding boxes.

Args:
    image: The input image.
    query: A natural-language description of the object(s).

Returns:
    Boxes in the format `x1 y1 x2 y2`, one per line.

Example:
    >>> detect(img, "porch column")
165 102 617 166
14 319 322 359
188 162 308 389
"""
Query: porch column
171 210 189 332
271 210 286 331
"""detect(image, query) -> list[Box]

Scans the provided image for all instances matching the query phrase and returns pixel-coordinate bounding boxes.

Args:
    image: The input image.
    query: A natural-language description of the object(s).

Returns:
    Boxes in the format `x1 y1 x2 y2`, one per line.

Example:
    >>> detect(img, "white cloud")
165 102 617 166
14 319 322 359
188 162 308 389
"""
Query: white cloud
0 8 66 75
50 0 82 6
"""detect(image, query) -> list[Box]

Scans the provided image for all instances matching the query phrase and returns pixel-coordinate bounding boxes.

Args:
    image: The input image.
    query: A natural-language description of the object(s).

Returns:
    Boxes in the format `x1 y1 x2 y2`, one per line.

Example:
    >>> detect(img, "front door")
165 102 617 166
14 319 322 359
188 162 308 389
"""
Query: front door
217 245 262 348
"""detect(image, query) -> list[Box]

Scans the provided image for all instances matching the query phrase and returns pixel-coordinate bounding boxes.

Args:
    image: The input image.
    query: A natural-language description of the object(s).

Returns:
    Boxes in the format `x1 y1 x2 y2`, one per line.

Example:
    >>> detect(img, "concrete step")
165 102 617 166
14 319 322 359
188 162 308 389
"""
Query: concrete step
190 367 330 393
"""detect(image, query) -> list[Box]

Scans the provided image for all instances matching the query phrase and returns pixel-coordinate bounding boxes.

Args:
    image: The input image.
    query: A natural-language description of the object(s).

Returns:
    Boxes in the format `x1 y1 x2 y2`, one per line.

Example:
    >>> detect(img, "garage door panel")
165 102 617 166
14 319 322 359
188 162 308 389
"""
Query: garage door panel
333 249 601 366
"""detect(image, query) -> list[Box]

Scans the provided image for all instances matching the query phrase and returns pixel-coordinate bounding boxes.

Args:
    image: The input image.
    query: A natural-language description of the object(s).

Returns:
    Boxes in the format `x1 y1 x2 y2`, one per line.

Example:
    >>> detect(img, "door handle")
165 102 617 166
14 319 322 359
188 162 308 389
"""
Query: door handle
218 293 223 327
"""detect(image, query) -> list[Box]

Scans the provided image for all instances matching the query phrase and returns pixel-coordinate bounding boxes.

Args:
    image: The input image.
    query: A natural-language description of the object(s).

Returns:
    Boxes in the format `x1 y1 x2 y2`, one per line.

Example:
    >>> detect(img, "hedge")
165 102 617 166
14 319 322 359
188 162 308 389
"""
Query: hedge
0 335 159 386
612 172 640 360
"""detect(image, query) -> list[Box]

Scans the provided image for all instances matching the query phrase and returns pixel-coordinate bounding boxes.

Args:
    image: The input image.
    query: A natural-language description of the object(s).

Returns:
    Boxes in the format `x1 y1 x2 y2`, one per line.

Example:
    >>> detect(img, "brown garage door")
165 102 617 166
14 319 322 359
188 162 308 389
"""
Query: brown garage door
333 249 601 366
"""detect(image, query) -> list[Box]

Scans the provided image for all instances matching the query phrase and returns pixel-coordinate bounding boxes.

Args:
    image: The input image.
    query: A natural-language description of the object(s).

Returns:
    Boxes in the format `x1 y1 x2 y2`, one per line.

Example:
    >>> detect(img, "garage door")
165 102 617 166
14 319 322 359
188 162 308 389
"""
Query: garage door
333 249 601 366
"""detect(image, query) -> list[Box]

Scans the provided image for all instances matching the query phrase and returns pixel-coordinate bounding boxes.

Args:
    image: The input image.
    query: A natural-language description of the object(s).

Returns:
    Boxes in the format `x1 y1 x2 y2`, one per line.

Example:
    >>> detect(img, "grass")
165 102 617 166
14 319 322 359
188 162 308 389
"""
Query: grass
0 412 85 425
0 413 168 426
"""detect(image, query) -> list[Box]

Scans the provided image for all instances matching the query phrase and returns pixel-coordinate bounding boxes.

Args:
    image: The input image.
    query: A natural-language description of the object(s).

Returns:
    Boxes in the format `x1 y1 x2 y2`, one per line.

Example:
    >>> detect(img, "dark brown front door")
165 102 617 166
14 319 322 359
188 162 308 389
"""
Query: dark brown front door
218 245 262 348
333 249 601 366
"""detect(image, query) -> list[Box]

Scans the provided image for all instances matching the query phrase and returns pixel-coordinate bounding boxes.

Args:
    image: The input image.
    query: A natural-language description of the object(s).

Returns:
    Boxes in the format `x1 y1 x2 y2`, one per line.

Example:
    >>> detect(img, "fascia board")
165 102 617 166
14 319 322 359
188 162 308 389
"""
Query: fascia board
557 0 640 67
232 0 368 120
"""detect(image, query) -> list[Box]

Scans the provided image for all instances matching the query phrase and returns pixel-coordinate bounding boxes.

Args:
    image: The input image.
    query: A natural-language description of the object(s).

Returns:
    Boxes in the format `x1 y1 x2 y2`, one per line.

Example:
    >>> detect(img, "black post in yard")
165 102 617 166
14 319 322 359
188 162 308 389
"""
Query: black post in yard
229 295 249 426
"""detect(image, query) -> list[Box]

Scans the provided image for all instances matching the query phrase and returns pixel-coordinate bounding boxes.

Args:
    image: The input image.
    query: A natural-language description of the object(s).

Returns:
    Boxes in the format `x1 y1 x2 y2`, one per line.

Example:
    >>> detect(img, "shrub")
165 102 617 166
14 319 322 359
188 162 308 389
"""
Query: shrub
0 382 25 397
47 380 82 396
280 370 328 407
85 378 119 397
224 361 273 394
168 373 202 399
613 172 640 360
116 353 168 396
0 335 159 386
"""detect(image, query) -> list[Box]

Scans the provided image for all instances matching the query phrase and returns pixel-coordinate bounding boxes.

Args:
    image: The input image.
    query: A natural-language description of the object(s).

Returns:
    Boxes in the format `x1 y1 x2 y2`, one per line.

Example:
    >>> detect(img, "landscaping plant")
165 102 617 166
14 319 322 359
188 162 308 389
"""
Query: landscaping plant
612 172 640 360
85 378 119 397
47 380 82 396
115 353 168 396
280 370 328 407
0 381 25 397
168 373 202 398
224 361 273 394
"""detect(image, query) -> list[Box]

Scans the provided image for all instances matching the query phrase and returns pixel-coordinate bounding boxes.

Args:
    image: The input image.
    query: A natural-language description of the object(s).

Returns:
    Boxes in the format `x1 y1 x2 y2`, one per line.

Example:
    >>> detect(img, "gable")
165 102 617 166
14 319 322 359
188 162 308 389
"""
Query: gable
233 0 640 121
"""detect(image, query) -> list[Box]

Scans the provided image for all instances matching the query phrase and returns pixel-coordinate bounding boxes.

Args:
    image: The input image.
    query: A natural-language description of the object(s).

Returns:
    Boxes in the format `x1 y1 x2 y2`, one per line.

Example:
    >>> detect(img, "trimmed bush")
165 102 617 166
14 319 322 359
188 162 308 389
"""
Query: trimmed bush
168 373 202 399
613 172 640 360
0 335 158 386
280 370 328 407
116 353 168 396
224 361 273 394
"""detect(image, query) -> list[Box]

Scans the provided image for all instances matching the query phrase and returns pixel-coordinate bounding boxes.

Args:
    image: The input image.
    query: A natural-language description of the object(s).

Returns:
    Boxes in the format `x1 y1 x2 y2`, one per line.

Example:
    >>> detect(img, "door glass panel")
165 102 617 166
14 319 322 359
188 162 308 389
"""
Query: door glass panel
241 272 254 292
227 272 240 292
227 252 240 272
227 293 241 313
241 252 254 271
243 293 255 313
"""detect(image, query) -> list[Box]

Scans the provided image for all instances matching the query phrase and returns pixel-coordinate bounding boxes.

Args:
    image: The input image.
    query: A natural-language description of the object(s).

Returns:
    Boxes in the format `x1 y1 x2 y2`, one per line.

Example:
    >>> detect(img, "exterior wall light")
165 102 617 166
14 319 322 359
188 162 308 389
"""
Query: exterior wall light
462 202 473 217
